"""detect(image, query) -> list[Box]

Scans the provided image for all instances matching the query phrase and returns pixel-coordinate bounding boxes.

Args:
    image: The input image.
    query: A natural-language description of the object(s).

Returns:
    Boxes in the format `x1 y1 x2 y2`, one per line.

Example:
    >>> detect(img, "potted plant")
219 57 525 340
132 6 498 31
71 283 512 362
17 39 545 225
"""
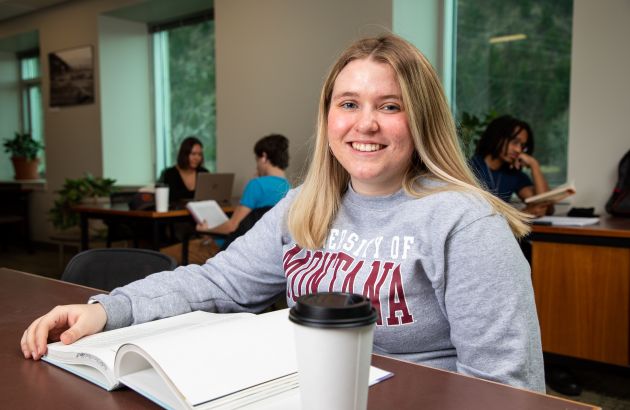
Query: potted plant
457 110 498 158
3 132 45 180
50 173 117 230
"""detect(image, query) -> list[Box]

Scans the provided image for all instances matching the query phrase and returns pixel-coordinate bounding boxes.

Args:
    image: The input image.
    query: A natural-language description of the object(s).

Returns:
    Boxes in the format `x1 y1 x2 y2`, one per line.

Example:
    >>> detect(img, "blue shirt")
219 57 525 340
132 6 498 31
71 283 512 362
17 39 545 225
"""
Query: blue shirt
469 154 532 202
240 176 291 209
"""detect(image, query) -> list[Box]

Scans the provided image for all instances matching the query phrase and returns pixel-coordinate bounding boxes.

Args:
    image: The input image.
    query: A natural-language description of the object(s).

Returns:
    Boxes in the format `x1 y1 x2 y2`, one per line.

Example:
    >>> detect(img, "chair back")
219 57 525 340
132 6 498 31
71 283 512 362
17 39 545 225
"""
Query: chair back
221 206 273 250
61 248 177 291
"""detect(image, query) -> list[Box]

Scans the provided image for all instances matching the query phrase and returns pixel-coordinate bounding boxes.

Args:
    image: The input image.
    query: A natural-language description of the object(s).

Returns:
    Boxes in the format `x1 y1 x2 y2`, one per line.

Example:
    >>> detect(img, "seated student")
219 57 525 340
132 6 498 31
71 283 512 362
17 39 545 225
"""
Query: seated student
469 116 552 216
471 117 579 395
21 34 544 393
196 134 290 237
159 136 209 204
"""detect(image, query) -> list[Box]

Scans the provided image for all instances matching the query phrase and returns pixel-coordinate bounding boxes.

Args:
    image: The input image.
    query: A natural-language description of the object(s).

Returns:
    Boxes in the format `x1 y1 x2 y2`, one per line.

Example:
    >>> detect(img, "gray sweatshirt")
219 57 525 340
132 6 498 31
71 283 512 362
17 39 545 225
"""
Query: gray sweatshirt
91 183 545 392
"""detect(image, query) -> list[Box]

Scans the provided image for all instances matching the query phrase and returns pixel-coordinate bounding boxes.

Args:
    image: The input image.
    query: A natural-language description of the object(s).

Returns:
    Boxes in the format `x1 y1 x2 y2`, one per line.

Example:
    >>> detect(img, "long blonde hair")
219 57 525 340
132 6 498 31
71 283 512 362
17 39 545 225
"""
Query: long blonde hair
288 34 530 249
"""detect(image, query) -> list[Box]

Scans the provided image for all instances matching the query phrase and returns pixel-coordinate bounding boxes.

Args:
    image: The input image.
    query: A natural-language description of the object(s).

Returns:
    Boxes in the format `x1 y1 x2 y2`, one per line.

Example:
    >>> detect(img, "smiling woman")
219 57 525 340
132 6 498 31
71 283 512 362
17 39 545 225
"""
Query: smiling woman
22 33 545 395
327 59 414 196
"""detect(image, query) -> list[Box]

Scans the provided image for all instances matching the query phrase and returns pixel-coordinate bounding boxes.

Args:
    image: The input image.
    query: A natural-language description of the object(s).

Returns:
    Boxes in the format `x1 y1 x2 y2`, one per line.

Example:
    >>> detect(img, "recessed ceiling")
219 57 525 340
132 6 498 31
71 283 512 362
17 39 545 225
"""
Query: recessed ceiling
0 0 74 22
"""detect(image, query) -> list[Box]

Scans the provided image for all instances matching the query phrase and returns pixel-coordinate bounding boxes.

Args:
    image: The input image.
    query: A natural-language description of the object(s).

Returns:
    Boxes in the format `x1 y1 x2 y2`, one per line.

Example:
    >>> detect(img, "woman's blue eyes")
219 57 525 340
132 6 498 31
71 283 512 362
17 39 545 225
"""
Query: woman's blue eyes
382 104 400 111
339 102 400 111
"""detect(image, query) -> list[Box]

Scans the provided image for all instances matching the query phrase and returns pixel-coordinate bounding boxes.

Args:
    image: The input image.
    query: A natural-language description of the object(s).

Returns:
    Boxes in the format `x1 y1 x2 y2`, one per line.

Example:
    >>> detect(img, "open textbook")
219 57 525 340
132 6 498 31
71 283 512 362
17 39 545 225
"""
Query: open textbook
524 182 576 205
186 200 229 228
43 309 392 410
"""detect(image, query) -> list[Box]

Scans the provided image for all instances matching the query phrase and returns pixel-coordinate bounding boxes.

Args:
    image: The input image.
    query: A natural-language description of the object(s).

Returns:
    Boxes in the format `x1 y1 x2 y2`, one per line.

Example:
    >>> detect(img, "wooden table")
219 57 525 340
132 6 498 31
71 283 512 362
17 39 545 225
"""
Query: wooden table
531 216 630 366
73 203 234 251
0 268 597 409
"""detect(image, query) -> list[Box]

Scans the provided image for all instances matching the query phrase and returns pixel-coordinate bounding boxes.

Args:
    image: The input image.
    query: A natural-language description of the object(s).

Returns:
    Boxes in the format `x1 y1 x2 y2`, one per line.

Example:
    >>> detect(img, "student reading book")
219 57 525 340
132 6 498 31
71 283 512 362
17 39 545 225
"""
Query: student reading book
524 182 576 205
470 115 555 217
43 309 391 410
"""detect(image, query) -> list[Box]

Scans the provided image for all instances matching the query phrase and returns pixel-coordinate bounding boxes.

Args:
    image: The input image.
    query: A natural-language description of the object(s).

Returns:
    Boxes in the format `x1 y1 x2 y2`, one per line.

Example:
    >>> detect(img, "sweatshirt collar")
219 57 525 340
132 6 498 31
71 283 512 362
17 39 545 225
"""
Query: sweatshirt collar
345 182 409 209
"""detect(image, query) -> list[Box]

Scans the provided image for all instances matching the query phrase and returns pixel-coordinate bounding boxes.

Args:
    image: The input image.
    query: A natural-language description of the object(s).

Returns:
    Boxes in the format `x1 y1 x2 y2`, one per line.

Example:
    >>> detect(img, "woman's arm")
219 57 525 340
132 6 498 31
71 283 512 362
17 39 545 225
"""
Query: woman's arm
516 154 553 216
516 153 548 195
442 214 545 392
90 194 293 330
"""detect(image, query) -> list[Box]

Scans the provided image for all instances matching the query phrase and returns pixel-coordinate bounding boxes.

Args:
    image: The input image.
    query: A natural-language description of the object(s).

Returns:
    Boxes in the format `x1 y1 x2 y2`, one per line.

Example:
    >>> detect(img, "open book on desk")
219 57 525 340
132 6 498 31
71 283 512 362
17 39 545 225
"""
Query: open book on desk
43 309 392 410
524 182 576 205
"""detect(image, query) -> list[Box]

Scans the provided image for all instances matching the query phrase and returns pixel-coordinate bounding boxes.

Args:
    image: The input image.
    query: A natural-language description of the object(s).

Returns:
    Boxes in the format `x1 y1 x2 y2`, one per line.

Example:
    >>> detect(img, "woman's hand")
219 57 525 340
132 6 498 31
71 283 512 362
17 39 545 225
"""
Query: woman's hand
523 202 552 217
514 153 539 170
196 221 210 232
20 303 107 360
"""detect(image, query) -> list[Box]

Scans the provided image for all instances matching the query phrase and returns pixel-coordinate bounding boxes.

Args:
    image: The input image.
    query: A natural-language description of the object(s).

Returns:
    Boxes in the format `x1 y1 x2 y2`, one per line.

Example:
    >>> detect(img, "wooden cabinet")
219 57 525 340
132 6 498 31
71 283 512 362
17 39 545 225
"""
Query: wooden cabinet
530 217 630 366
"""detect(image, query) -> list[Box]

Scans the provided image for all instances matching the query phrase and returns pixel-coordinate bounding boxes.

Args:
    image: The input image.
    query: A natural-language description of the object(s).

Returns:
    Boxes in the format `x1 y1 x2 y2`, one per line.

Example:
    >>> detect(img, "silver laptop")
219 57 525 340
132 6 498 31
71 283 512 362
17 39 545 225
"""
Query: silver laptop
193 173 235 205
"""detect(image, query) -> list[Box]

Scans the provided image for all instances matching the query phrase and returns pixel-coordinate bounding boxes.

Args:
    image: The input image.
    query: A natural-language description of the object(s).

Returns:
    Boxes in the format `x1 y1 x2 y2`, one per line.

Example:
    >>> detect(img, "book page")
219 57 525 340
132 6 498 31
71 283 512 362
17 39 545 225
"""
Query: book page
524 182 576 205
45 311 250 390
535 216 600 226
186 200 229 227
117 309 297 407
49 311 237 353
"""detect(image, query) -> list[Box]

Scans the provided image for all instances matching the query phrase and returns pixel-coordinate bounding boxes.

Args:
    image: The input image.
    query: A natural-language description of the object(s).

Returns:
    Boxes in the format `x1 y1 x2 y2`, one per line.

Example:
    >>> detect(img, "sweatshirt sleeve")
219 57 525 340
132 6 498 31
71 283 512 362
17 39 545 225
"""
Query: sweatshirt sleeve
90 193 292 330
441 213 545 392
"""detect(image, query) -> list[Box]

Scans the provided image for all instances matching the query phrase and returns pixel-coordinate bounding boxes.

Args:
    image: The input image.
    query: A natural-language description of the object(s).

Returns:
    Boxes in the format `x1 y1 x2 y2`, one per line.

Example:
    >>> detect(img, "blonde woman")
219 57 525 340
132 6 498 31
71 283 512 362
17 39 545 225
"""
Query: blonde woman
21 34 543 392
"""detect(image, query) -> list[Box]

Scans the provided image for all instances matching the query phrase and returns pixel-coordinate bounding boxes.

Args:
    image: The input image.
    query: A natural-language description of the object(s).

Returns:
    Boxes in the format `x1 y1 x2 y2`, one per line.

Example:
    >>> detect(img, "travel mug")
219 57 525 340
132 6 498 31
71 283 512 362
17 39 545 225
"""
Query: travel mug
289 292 378 410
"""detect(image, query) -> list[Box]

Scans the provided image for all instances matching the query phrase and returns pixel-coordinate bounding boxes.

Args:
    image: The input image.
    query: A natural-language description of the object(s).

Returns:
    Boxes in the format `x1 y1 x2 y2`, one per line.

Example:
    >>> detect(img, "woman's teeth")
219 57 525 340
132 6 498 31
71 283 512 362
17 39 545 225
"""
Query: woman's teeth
352 142 383 152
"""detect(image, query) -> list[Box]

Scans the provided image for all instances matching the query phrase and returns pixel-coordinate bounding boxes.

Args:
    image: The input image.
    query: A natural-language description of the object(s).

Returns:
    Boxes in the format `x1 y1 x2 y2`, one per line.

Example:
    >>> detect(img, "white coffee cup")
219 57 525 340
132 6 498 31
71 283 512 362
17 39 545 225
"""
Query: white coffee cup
289 292 377 410
155 187 169 212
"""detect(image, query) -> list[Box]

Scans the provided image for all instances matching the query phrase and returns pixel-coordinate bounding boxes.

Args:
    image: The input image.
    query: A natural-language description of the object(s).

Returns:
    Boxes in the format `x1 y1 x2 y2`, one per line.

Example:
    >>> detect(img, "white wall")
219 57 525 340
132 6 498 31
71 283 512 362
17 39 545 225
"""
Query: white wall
0 0 145 242
393 0 441 71
99 15 153 186
568 0 630 214
214 0 392 194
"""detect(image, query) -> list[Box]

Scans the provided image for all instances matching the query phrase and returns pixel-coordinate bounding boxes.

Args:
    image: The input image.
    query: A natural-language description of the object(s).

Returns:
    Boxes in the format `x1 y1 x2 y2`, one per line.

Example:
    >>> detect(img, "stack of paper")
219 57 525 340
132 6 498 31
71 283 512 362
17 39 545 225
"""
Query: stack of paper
534 216 600 227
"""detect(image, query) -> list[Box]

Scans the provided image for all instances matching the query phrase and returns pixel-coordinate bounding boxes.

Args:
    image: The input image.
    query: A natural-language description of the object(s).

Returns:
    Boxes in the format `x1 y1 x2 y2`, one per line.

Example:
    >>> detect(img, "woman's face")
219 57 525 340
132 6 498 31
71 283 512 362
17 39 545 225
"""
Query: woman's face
500 128 528 164
327 58 414 196
188 144 203 169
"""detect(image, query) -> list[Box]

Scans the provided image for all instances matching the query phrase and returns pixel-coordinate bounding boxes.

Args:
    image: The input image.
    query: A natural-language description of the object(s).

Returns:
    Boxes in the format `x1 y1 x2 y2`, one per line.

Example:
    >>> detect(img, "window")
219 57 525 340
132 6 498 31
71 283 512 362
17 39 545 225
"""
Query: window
455 0 573 186
152 15 216 177
18 51 45 174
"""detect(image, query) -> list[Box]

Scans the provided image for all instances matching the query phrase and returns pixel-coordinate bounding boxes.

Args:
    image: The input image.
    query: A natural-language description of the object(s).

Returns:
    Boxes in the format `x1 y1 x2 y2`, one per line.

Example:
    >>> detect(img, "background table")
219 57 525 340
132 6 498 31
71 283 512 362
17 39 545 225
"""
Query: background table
0 268 597 409
73 203 235 251
531 216 630 366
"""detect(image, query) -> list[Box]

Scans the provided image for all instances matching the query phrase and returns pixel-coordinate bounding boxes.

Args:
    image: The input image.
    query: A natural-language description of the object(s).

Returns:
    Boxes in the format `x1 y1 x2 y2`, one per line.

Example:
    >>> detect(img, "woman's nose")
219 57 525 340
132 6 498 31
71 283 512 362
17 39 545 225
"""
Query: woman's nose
355 109 378 133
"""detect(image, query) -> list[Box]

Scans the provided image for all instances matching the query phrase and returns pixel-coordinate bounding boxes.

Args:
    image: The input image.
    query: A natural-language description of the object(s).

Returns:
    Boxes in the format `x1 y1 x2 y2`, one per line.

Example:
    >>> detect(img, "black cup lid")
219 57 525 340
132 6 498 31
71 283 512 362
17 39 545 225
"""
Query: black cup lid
289 292 377 328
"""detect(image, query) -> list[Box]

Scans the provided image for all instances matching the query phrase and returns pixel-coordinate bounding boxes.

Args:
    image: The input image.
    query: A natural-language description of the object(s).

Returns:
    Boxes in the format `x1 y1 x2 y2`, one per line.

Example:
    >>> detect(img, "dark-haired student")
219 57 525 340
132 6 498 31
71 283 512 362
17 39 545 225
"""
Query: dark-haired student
471 116 581 396
469 115 552 217
159 136 209 204
197 134 291 237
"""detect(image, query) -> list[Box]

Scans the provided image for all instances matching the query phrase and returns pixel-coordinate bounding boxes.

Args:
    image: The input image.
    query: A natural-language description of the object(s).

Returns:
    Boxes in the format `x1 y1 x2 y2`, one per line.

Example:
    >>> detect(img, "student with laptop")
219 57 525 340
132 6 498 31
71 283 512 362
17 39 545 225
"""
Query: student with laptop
196 134 291 236
158 136 209 204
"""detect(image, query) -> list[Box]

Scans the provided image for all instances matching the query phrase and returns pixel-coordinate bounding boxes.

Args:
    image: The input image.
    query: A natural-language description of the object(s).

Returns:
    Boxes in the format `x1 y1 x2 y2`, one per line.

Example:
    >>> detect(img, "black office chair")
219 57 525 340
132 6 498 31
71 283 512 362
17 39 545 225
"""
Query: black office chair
61 248 177 292
181 206 273 264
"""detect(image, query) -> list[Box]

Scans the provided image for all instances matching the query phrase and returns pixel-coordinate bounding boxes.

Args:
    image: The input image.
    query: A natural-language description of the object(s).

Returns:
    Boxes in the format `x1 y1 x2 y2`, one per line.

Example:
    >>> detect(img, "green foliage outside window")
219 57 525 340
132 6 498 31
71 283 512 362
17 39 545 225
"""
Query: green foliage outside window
167 20 216 170
455 0 573 185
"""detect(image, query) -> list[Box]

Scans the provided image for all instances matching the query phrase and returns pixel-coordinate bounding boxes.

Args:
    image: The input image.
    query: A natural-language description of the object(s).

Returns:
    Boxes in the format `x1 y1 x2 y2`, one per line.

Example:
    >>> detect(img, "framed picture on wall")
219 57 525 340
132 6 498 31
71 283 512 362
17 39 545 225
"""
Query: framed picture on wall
49 45 95 107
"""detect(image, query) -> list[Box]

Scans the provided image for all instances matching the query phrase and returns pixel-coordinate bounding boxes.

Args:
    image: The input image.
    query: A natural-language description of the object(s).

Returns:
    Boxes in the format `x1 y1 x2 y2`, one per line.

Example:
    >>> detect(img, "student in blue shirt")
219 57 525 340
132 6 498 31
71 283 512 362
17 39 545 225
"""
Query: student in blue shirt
469 115 552 216
197 134 291 235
